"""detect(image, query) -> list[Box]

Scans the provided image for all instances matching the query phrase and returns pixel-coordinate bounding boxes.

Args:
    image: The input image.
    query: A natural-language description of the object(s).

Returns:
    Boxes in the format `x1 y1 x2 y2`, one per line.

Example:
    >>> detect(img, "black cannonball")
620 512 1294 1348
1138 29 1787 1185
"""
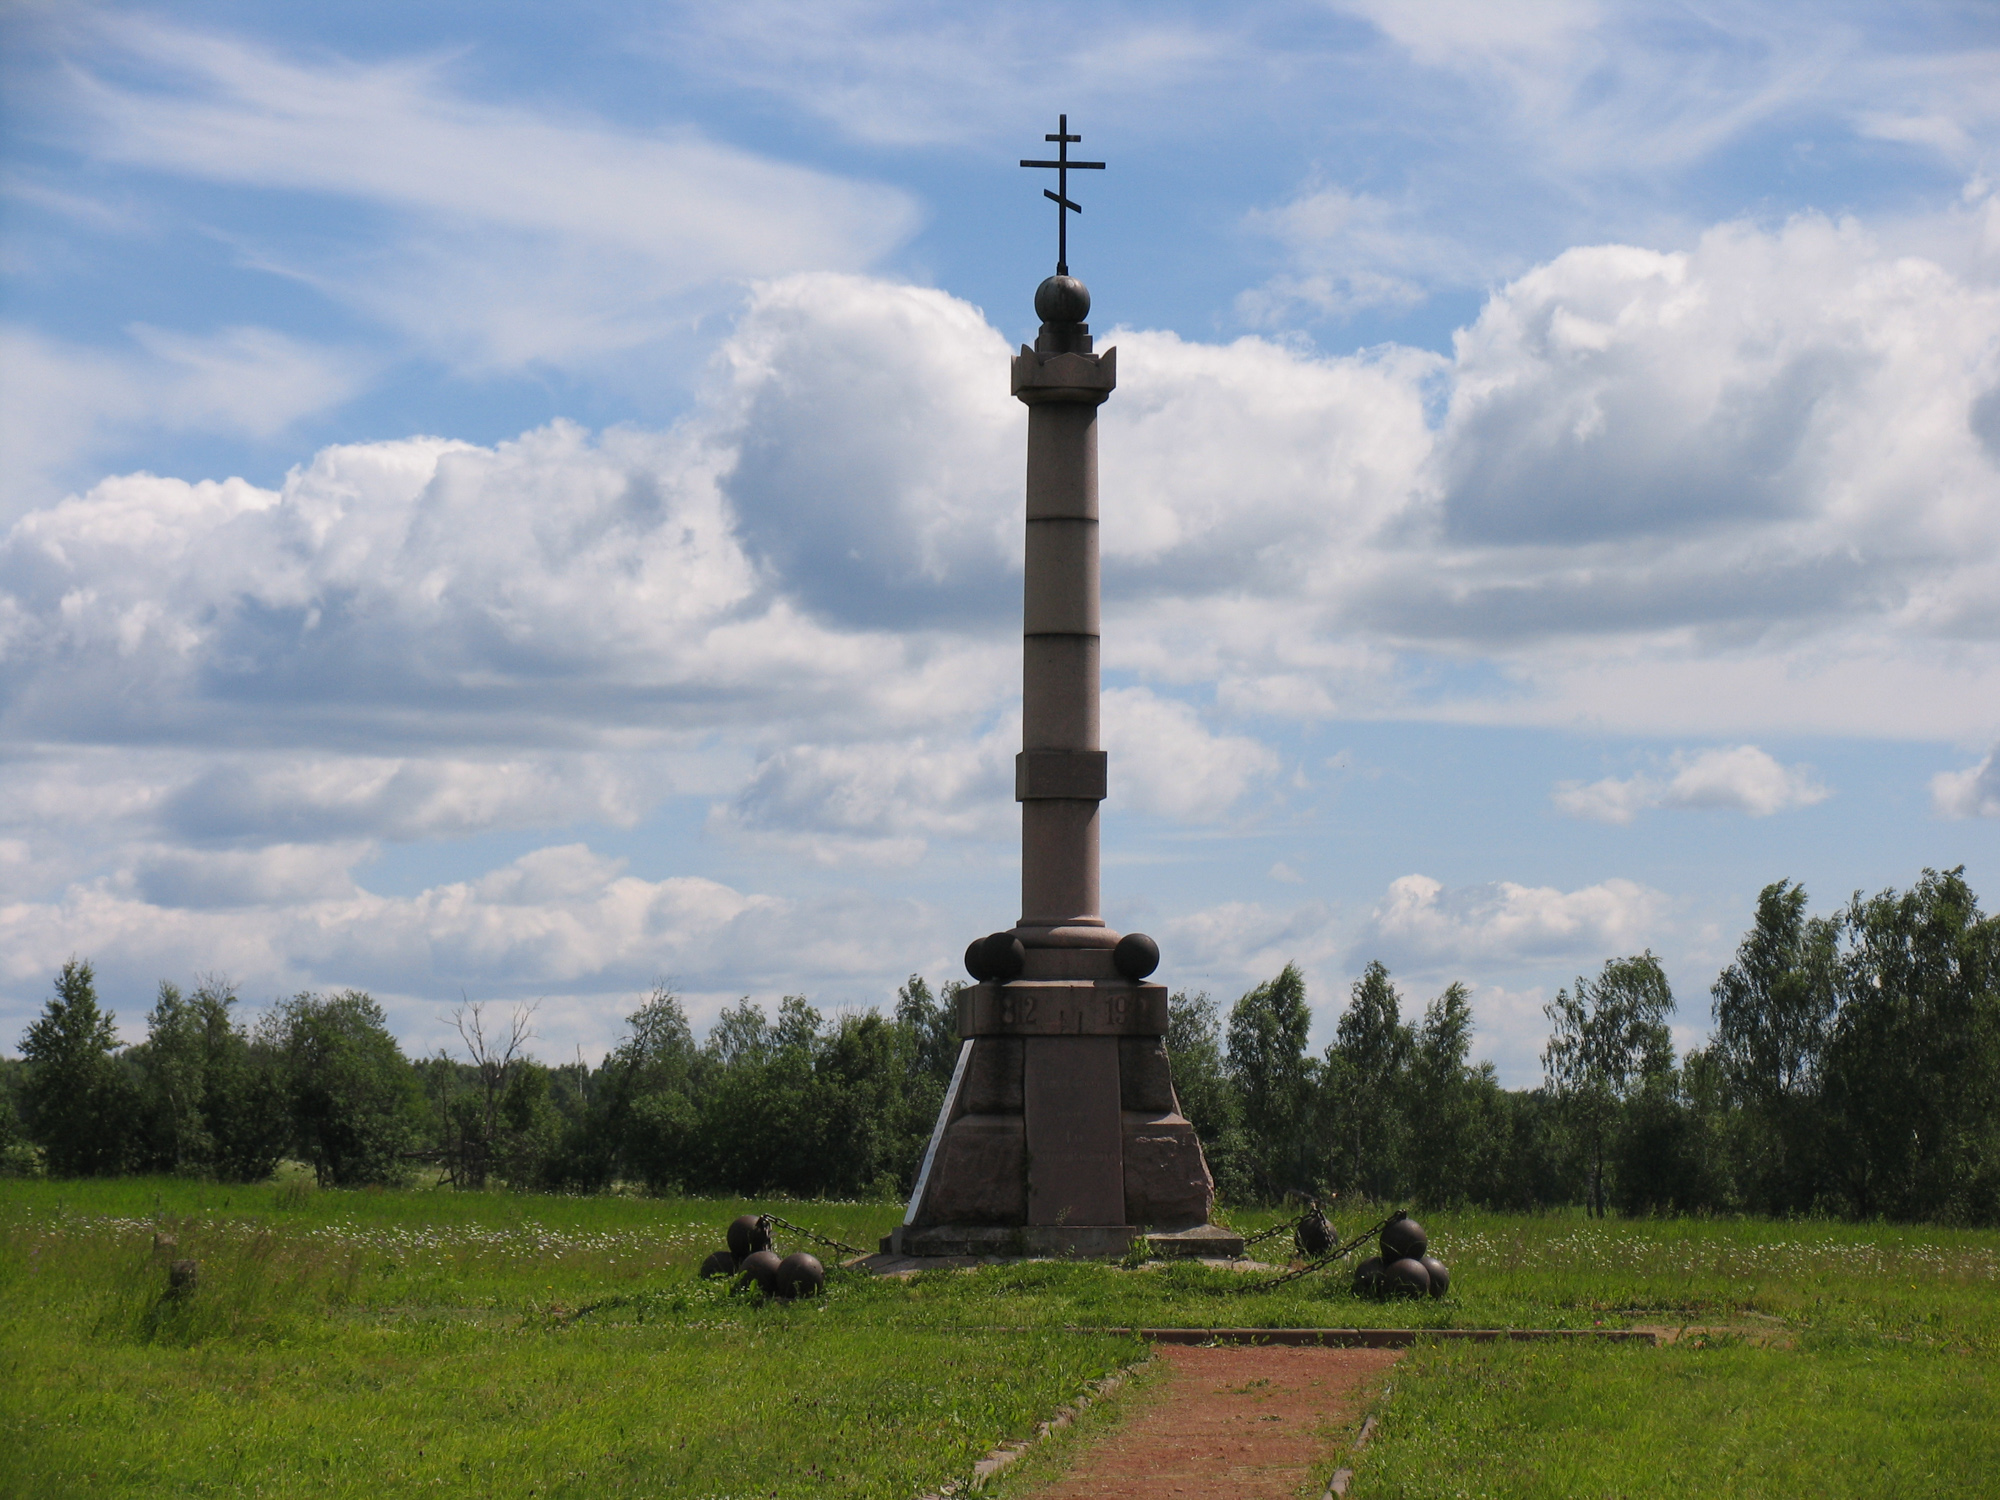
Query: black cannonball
1421 1256 1450 1298
1380 1212 1428 1264
1383 1257 1431 1298
1034 274 1091 324
1113 931 1160 980
774 1251 826 1300
965 938 994 981
698 1250 737 1279
980 932 1026 982
734 1248 782 1296
1351 1255 1385 1296
727 1214 772 1262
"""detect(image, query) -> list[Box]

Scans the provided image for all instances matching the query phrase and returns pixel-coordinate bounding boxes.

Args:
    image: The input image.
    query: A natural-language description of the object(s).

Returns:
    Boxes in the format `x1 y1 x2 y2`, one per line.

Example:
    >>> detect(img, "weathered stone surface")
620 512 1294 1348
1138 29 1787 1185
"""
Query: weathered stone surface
1147 1222 1247 1259
1119 1035 1175 1113
1025 1036 1125 1226
960 1035 1024 1114
1122 1111 1215 1228
913 1115 1027 1225
1011 345 1117 403
959 980 1167 1037
889 1223 1135 1258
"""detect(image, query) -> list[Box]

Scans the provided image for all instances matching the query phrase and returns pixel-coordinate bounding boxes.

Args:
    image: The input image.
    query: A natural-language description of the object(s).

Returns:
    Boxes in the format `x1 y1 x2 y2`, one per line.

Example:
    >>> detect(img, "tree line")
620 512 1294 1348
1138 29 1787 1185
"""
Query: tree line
2 867 1994 1225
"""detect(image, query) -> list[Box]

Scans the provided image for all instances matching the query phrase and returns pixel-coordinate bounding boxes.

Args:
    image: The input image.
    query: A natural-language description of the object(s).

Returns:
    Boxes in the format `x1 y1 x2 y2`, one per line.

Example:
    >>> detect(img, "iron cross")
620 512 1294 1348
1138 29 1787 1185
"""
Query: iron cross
1020 114 1104 277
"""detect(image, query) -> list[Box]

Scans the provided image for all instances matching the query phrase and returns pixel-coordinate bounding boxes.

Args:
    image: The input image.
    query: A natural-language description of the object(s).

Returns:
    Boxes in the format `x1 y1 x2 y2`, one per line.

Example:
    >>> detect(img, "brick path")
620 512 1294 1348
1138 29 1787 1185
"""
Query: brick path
1030 1344 1399 1500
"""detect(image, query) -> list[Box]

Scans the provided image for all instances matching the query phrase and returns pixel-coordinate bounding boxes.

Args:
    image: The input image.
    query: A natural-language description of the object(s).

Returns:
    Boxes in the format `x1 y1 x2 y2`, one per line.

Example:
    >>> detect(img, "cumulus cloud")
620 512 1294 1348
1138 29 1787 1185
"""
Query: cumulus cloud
1932 746 2000 819
1364 872 1667 967
1553 746 1829 824
0 840 860 1005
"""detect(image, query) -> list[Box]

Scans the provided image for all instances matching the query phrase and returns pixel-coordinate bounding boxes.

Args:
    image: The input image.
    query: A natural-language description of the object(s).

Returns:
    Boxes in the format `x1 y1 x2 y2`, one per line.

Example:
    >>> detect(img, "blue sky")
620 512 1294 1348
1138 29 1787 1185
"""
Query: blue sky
2 0 1997 1083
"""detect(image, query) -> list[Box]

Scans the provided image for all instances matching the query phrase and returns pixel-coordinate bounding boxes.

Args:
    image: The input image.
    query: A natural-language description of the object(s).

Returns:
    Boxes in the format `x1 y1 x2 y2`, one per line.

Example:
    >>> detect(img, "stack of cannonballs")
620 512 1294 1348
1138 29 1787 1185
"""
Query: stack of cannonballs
698 1214 827 1300
1352 1212 1450 1299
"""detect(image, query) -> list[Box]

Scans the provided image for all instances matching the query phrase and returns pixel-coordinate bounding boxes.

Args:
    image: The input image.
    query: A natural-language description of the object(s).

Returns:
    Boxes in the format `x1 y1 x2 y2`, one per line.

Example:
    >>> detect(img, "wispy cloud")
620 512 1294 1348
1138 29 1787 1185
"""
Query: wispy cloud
59 17 919 368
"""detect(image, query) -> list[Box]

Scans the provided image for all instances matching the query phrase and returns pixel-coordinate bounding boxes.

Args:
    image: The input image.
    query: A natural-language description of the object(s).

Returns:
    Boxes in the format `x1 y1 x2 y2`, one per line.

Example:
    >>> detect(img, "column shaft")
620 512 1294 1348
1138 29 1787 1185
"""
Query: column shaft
1021 398 1101 929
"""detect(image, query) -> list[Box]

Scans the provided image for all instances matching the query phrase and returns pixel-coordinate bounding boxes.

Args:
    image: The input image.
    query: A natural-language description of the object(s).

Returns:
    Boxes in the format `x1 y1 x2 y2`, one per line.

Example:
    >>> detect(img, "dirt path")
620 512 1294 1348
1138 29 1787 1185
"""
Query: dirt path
1030 1344 1400 1500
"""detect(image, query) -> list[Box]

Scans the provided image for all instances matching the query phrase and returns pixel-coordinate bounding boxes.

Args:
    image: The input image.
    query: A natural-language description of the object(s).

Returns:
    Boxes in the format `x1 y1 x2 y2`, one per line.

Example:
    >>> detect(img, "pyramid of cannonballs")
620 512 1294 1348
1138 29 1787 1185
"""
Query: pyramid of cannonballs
1351 1211 1450 1299
698 1215 826 1300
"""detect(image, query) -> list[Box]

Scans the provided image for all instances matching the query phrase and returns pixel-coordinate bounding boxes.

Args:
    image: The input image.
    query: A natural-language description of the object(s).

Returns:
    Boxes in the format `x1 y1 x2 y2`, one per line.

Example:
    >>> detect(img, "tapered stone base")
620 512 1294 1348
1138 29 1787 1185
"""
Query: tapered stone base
898 978 1225 1258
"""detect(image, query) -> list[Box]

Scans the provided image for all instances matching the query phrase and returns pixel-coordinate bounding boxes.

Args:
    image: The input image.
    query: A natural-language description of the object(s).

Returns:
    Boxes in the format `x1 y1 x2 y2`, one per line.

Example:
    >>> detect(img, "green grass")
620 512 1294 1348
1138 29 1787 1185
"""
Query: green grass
1346 1338 1995 1498
1 1179 1995 1497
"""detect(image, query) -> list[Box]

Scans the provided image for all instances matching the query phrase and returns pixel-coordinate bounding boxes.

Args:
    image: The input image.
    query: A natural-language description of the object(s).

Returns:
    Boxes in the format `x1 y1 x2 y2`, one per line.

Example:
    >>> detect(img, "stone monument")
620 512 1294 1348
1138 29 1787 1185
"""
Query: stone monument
884 118 1241 1261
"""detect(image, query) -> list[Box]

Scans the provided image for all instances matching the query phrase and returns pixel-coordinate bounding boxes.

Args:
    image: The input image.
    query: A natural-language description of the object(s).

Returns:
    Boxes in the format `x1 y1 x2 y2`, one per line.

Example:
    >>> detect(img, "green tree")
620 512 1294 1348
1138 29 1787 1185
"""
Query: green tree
1542 953 1675 1217
261 990 423 1187
1822 867 2000 1223
895 974 962 1088
1404 981 1500 1209
0 1056 42 1176
598 985 704 1193
1709 880 1841 1213
20 960 135 1176
1227 963 1318 1200
811 1011 930 1198
1166 989 1249 1202
189 980 287 1183
1323 961 1412 1201
134 982 214 1173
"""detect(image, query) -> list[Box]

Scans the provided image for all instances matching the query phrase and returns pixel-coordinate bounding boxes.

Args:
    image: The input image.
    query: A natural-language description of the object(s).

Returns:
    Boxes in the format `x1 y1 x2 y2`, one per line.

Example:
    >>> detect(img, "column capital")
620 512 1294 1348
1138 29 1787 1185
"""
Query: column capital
1012 346 1117 405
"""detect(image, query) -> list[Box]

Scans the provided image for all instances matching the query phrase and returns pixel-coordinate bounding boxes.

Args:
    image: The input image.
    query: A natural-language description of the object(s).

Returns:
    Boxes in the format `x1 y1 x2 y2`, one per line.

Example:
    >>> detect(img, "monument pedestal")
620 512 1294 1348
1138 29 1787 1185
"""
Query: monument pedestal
887 977 1218 1256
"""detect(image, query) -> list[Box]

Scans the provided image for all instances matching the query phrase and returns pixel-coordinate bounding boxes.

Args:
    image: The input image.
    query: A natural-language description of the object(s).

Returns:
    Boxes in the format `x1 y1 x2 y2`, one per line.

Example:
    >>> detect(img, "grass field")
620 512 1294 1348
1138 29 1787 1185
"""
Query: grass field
2 1178 1995 1497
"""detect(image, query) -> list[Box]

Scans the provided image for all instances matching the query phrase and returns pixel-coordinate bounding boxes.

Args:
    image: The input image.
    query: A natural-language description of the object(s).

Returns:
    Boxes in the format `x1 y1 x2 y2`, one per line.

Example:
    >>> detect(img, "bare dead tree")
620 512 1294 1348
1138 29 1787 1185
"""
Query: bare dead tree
441 999 540 1189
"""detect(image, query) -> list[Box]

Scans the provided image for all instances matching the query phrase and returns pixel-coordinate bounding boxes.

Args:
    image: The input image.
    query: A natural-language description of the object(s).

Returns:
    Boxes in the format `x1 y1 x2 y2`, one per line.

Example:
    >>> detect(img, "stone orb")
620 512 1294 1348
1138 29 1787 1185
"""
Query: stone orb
1035 274 1091 324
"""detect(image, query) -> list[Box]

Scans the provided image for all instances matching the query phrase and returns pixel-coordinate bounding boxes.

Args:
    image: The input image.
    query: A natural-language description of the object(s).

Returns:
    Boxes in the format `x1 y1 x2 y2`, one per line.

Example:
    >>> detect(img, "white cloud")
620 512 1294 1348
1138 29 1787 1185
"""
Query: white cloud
1364 872 1667 966
1238 185 1483 323
1103 689 1278 821
61 18 918 369
0 324 371 517
1931 746 2000 819
1553 745 1829 824
1162 899 1340 984
1337 0 1601 65
657 1 1234 148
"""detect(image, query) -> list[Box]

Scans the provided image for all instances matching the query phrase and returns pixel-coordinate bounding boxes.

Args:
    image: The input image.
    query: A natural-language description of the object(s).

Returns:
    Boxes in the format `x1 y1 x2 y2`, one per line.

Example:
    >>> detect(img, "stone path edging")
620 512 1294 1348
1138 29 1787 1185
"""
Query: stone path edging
1321 1413 1380 1499
916 1362 1143 1498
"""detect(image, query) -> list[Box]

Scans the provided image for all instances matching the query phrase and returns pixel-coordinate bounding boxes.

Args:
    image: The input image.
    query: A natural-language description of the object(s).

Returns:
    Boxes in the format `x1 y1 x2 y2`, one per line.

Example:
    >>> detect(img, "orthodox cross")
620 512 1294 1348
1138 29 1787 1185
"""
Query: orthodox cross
1020 114 1104 277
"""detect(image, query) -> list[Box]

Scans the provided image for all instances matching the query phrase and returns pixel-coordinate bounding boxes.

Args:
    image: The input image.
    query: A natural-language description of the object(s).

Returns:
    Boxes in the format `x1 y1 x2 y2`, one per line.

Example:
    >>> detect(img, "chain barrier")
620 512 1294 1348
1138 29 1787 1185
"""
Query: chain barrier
757 1212 865 1268
1238 1214 1391 1293
1237 1199 1336 1260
